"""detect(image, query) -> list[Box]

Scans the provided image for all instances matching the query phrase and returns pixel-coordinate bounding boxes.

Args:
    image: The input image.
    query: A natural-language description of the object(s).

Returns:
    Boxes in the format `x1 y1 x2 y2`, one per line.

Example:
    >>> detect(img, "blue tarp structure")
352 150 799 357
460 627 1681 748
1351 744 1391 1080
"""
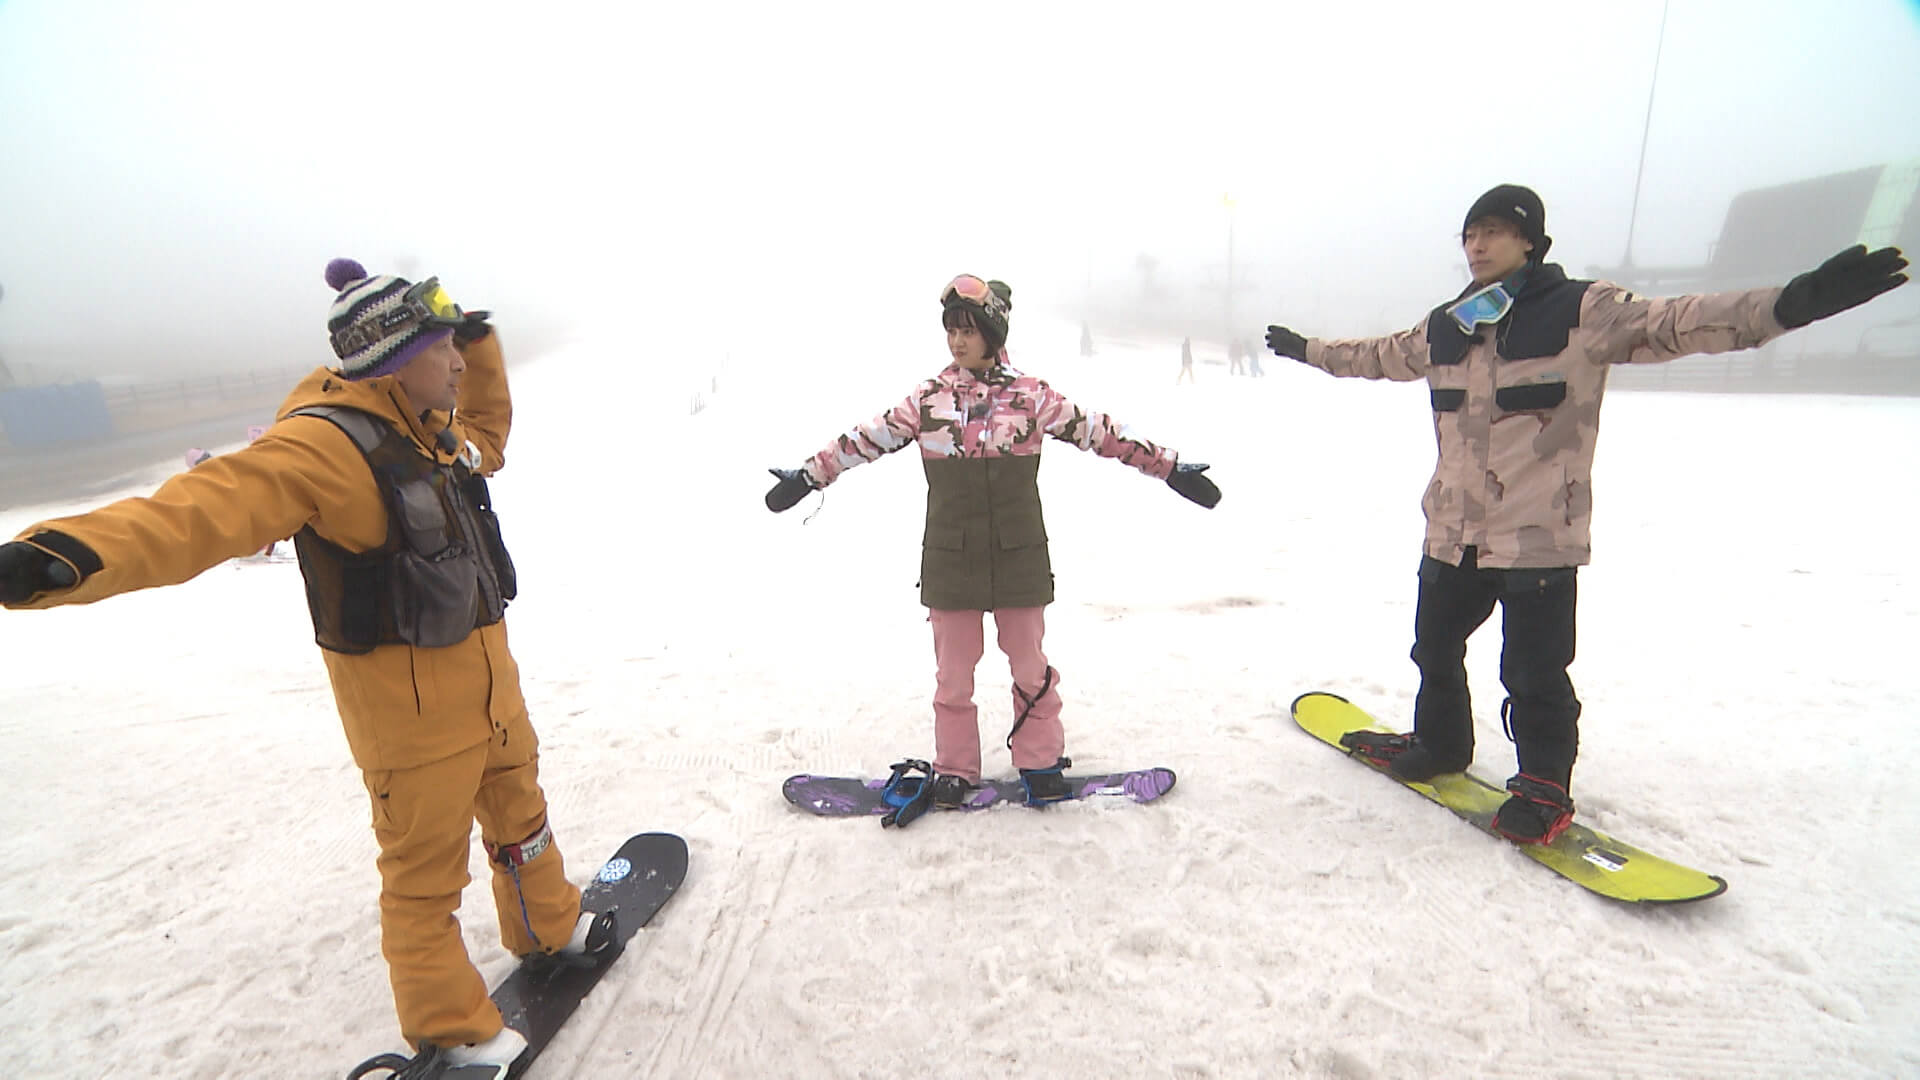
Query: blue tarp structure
0 381 116 449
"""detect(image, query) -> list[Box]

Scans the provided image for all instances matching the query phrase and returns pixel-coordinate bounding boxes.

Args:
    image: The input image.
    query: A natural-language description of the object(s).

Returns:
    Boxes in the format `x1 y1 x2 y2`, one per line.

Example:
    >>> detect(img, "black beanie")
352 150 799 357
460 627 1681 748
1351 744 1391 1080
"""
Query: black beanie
1463 184 1551 260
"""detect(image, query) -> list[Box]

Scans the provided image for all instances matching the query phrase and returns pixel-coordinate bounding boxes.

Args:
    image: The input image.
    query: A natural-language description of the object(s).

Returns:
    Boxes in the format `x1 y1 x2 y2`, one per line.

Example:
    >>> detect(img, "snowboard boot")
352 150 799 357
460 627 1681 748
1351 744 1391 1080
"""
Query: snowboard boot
1019 757 1074 806
1492 773 1575 845
1338 731 1470 783
930 773 978 809
438 1024 528 1078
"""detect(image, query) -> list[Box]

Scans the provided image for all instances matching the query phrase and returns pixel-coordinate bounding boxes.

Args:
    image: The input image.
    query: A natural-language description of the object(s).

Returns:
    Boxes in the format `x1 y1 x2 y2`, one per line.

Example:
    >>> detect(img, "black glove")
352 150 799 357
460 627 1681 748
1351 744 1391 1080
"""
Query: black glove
765 468 816 513
452 310 494 346
1265 325 1307 361
0 540 79 605
1774 245 1908 329
1167 462 1221 508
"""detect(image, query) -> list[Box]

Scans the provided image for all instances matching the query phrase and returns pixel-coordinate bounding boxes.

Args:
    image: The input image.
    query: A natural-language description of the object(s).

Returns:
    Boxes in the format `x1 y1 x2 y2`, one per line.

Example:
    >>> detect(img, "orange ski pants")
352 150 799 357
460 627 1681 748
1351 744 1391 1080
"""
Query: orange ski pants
360 714 583 1049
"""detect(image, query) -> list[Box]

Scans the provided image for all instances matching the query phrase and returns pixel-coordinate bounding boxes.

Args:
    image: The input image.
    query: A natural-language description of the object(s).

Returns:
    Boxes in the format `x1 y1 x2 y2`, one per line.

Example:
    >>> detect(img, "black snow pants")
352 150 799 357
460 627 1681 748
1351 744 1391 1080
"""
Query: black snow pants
1408 548 1581 788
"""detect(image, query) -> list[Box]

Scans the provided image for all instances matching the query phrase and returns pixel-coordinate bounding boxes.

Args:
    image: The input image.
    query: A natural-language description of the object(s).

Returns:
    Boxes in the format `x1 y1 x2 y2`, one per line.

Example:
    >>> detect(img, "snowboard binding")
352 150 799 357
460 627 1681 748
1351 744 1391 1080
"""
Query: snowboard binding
345 1051 420 1079
1338 730 1412 768
523 909 622 980
345 1045 508 1079
1339 730 1470 782
1018 757 1074 805
1492 773 1576 846
878 758 936 828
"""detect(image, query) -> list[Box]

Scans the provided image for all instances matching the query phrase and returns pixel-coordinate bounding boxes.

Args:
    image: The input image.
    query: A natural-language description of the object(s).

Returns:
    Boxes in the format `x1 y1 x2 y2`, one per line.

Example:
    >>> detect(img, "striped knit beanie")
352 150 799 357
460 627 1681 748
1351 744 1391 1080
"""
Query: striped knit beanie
323 258 455 380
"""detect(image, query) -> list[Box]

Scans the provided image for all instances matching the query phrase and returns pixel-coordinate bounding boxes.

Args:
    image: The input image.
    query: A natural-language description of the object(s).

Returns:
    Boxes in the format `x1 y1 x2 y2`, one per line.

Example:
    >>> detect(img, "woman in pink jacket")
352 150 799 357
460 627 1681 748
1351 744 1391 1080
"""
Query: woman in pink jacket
765 275 1221 815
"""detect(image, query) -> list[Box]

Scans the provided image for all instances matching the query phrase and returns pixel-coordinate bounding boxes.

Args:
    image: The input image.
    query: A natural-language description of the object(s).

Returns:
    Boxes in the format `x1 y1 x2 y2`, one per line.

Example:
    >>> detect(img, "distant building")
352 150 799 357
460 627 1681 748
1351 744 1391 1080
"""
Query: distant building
1591 160 1919 395
1590 160 1920 292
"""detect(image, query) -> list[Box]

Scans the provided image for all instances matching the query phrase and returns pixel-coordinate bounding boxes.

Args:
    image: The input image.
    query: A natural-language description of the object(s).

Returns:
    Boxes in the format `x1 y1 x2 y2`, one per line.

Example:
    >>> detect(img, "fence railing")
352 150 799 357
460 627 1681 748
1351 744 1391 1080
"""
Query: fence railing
1609 343 1920 396
98 367 310 415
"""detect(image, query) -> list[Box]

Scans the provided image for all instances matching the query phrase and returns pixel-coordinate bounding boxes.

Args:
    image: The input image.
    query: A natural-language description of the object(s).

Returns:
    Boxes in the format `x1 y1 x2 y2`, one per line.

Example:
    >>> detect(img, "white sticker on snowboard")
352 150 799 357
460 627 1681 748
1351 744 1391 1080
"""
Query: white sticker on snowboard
1582 849 1628 873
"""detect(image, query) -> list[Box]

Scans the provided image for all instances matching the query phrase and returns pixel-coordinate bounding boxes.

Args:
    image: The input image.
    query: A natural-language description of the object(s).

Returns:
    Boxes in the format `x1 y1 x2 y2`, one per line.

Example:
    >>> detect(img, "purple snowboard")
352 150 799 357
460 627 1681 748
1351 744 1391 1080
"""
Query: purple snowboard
783 768 1177 816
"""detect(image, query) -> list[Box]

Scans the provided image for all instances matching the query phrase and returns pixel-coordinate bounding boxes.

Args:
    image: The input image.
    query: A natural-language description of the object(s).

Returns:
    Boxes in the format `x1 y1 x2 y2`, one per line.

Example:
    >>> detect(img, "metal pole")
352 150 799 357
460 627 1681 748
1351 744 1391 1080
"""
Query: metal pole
1623 0 1671 267
1223 193 1236 346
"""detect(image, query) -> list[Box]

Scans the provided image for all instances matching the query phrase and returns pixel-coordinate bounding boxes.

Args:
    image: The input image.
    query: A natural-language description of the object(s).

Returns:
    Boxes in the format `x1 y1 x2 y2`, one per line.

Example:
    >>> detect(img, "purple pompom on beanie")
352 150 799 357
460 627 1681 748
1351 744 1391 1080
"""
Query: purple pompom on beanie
324 258 369 292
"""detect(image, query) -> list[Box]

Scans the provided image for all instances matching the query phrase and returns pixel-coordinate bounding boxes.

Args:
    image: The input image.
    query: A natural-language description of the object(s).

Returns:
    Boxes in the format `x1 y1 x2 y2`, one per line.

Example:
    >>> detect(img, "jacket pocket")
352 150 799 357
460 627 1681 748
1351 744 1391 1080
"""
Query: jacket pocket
1494 381 1567 412
389 549 481 648
1500 566 1576 595
1430 388 1467 412
995 521 1048 550
471 506 517 602
361 771 396 830
464 473 517 602
392 481 456 557
922 526 966 551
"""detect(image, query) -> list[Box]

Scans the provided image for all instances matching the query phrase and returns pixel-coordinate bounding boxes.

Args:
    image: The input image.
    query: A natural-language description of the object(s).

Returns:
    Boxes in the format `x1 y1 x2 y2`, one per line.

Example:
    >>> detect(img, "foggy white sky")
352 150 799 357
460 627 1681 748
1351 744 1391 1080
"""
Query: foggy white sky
1 0 1917 376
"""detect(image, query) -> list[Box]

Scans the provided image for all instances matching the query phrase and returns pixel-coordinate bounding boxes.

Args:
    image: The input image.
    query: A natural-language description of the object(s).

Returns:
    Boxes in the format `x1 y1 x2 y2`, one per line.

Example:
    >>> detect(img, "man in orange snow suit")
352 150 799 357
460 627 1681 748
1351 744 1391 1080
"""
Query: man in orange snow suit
0 259 615 1076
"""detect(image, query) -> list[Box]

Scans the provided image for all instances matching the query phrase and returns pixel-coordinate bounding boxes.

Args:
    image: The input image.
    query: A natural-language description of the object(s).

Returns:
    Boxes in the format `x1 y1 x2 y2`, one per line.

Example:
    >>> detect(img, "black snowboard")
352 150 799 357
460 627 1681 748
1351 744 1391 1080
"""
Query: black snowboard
347 831 689 1079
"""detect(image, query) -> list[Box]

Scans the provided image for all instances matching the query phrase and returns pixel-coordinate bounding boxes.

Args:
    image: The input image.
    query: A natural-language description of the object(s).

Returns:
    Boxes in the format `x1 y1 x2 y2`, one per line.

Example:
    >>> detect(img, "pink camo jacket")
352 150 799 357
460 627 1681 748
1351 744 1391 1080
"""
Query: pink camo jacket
801 361 1179 485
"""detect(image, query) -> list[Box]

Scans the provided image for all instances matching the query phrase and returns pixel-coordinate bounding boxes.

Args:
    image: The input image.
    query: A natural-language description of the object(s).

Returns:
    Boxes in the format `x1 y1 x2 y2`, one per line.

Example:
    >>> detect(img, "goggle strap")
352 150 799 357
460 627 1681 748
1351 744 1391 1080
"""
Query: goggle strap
332 277 464 354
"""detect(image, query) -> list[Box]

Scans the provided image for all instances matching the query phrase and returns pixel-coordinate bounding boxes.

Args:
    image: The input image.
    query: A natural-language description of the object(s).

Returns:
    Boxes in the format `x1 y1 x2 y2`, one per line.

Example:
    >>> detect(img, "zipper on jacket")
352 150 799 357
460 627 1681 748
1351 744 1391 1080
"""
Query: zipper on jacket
1470 344 1496 549
981 383 995 602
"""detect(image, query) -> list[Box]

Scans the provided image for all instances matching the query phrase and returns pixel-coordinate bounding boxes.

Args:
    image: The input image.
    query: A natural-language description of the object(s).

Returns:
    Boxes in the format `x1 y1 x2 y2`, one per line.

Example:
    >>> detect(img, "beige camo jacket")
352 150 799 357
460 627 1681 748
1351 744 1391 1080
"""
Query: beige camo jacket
1305 277 1788 568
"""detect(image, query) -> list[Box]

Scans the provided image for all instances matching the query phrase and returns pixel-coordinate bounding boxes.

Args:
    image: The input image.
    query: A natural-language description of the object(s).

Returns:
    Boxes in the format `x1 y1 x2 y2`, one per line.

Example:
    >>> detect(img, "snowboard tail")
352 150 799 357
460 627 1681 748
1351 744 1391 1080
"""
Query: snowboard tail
1292 691 1726 904
783 767 1176 817
346 831 689 1079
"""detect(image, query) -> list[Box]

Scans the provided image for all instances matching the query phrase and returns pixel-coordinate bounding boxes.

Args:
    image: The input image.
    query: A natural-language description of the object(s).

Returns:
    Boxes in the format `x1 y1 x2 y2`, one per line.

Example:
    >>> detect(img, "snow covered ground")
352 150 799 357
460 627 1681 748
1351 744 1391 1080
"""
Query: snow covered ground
2 321 1917 1079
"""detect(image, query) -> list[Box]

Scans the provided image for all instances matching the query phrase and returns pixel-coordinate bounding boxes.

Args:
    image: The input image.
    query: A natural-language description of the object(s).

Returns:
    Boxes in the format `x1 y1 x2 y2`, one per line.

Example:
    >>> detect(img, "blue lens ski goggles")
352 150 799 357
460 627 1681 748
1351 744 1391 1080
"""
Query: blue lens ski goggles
1446 281 1515 334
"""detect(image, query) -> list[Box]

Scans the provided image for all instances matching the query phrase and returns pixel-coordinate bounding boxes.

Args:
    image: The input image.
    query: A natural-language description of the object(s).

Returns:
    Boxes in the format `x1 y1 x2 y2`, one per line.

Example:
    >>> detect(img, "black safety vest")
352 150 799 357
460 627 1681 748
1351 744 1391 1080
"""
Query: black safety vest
289 406 517 654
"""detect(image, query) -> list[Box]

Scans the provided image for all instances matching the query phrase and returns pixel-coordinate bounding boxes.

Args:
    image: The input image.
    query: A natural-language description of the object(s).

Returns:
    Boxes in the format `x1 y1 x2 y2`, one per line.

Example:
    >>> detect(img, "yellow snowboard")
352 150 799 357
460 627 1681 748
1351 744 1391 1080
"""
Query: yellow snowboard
1292 691 1727 904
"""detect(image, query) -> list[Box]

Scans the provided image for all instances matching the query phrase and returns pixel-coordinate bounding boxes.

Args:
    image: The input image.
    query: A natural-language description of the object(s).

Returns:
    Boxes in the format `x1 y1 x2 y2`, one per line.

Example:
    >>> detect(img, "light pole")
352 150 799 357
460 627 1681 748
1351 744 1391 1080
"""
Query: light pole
1223 192 1237 347
0 279 12 390
1623 0 1671 269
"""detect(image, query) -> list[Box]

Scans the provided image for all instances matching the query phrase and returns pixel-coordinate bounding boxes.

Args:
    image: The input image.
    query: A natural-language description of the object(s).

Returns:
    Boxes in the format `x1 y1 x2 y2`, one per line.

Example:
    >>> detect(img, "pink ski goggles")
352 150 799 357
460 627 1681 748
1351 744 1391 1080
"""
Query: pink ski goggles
940 274 1009 320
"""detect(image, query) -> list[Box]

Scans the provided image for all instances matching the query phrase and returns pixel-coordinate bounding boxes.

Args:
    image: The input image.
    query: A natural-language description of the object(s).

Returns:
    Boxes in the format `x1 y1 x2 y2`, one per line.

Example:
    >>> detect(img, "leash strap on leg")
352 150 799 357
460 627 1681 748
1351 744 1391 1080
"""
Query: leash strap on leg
1004 665 1056 751
487 819 555 952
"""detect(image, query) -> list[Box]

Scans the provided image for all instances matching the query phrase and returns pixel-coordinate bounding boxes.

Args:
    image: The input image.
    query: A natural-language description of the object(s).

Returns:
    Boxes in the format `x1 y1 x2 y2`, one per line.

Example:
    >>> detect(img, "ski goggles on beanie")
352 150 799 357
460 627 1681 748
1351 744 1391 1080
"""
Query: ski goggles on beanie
940 274 1010 322
330 277 465 356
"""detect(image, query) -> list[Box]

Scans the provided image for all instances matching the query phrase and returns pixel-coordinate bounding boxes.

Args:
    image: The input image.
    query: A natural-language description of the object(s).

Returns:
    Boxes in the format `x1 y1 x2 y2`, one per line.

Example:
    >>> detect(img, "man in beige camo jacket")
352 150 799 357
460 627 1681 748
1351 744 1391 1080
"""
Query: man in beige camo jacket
1264 183 1908 844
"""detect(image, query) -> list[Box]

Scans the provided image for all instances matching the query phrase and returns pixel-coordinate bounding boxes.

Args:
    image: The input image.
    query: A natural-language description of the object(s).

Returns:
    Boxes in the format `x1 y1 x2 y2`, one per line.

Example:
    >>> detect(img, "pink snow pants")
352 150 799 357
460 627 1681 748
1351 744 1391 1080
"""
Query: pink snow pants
929 606 1064 782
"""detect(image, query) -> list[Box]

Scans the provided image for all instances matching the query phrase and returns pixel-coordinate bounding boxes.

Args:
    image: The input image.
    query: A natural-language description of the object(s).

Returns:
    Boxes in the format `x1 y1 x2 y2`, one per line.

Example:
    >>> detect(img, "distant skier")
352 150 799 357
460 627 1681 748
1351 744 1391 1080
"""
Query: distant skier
764 274 1221 819
0 259 620 1076
1079 321 1095 358
1264 184 1908 844
1177 336 1196 383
